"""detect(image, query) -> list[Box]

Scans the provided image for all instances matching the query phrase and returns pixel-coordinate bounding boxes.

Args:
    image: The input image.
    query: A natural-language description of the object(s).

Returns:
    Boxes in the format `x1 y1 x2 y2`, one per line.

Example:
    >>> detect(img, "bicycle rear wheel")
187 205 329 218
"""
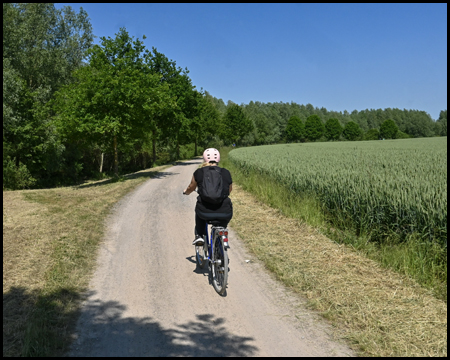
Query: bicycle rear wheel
195 236 207 269
211 236 228 295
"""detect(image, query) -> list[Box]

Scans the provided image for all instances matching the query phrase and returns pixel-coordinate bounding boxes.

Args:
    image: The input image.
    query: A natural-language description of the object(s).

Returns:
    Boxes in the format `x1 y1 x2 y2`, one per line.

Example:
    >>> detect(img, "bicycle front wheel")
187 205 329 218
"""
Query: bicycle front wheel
211 237 228 295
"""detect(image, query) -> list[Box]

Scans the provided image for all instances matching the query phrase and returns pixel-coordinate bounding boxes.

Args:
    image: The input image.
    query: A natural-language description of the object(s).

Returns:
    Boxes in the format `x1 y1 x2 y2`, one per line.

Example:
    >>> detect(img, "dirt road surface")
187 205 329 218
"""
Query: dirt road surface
69 159 354 357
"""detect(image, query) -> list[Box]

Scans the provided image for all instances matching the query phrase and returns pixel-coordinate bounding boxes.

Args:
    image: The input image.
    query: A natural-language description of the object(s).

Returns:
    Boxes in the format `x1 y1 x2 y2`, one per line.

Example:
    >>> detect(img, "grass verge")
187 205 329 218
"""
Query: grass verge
3 164 172 357
222 147 447 357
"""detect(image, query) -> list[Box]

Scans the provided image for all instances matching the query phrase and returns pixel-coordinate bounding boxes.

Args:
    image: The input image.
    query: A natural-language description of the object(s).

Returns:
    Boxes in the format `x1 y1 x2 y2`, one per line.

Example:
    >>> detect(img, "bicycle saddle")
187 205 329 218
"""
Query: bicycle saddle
207 220 224 226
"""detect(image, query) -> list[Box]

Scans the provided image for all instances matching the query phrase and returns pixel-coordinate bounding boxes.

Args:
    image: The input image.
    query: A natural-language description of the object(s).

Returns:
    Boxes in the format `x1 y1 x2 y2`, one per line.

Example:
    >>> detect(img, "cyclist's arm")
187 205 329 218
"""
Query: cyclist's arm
183 175 197 195
229 183 232 194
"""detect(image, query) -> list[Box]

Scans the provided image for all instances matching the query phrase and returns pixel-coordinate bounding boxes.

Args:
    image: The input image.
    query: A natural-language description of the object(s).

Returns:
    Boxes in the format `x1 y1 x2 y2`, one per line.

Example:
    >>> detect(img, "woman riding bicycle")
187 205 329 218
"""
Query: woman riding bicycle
183 148 233 246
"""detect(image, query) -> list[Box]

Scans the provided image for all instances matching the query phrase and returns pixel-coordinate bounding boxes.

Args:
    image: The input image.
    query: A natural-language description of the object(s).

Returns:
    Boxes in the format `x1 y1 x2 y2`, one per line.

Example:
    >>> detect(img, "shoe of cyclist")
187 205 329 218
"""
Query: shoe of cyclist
192 237 204 246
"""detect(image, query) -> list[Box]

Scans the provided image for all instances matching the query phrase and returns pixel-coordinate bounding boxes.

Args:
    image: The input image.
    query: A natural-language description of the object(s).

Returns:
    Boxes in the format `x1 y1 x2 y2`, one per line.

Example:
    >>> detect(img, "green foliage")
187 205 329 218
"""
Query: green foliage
221 104 254 145
190 92 221 155
3 3 93 188
364 128 380 141
395 130 411 139
304 115 324 141
140 46 200 161
52 28 176 176
285 115 304 142
380 119 399 139
435 110 447 136
242 100 281 145
324 118 343 141
3 157 36 190
343 121 362 141
3 3 93 92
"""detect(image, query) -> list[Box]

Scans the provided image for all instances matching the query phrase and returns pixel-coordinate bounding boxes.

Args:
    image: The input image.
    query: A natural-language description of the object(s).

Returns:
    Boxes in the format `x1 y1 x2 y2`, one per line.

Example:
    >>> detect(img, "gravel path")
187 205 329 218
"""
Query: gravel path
68 159 354 357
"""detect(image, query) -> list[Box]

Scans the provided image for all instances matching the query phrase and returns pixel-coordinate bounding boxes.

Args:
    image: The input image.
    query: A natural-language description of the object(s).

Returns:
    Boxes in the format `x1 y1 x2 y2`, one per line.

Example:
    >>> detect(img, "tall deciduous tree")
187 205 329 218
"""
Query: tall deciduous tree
304 114 324 141
53 28 174 177
285 115 304 142
324 118 343 141
380 119 398 139
189 91 221 155
145 47 196 163
221 104 254 145
343 121 362 141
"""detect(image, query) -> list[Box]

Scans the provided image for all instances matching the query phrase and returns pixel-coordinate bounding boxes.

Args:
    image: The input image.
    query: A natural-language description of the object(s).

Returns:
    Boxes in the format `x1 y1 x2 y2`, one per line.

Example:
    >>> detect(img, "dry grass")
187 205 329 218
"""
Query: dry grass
3 165 170 357
229 184 447 357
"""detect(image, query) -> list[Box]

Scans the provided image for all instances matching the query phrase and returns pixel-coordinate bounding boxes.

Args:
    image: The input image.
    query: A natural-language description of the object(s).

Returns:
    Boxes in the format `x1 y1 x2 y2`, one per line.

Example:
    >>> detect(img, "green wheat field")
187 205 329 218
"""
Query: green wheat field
229 137 447 245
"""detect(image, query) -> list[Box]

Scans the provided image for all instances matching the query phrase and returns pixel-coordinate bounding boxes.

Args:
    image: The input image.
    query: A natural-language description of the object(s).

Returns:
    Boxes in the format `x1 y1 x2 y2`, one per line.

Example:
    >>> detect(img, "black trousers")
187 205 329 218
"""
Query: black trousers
194 197 233 239
195 214 230 238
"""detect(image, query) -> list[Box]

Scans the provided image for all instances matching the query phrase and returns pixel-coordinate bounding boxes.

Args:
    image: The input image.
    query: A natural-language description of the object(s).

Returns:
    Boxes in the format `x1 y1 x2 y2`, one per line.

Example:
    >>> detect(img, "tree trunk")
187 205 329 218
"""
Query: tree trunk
142 152 147 169
194 137 198 156
99 152 104 173
113 134 118 177
152 130 157 166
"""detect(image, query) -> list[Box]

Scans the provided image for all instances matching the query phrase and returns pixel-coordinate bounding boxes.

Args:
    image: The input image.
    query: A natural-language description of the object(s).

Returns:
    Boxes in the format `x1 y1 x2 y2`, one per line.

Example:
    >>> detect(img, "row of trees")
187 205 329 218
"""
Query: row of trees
4 4 226 189
4 3 95 189
284 115 406 142
207 96 447 146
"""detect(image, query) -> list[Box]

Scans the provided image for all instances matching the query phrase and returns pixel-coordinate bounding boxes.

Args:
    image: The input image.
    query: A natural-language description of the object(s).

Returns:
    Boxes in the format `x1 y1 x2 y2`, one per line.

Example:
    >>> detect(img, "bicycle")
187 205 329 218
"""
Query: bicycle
195 220 230 295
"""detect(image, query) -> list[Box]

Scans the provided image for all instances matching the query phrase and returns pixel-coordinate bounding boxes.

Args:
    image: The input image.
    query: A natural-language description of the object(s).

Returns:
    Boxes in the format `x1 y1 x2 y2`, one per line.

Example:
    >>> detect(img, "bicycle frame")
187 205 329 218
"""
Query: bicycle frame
195 221 229 295
190 190 229 295
202 223 227 265
203 223 215 264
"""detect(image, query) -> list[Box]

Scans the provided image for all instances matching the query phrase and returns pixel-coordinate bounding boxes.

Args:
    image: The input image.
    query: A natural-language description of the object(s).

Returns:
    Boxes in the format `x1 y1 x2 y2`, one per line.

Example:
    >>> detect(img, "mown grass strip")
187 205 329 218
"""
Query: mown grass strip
227 182 447 357
3 165 171 357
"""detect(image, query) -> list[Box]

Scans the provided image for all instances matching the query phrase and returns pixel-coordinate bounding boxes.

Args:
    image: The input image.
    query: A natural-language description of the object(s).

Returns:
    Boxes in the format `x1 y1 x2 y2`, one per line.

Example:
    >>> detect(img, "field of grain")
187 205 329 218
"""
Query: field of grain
228 137 447 245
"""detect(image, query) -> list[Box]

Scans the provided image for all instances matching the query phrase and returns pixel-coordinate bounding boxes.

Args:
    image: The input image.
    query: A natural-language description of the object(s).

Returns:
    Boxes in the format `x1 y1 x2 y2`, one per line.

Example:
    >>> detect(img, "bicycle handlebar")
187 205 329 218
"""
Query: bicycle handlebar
183 188 198 195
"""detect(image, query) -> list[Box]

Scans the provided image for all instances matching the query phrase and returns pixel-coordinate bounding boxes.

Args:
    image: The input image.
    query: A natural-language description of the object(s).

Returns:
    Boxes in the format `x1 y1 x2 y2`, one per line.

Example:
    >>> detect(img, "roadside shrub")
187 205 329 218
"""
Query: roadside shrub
3 158 36 190
395 130 411 139
364 128 380 141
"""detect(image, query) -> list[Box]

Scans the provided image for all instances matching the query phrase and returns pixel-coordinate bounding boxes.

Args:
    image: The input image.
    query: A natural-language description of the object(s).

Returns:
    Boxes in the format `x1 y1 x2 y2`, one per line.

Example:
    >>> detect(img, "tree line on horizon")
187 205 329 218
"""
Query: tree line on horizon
207 95 447 146
3 3 447 190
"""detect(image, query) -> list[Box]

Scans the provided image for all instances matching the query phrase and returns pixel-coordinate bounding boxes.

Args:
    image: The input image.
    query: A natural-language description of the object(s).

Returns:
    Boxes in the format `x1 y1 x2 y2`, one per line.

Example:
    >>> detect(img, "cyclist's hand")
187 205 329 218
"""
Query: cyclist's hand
183 189 188 195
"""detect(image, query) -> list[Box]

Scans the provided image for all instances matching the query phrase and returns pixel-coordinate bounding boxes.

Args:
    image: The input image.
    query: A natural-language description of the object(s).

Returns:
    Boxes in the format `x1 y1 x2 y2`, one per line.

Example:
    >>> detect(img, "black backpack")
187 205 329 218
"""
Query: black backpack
199 166 225 204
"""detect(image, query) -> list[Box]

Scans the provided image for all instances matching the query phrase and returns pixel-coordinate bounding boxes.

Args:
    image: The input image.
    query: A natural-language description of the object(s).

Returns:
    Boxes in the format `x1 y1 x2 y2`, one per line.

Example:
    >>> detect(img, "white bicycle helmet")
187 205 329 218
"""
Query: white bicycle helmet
203 148 220 163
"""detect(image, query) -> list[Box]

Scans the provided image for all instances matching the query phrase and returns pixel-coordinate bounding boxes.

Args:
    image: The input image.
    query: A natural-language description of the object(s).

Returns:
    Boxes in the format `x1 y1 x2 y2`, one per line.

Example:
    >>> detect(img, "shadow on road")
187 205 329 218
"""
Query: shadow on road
173 160 202 166
71 294 256 356
186 256 229 298
74 159 200 190
3 286 257 357
186 255 209 277
74 170 180 189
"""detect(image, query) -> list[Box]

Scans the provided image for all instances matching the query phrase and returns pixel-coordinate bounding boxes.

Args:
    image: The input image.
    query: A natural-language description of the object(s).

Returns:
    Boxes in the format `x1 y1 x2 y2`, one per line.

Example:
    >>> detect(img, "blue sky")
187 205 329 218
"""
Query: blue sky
55 3 447 120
